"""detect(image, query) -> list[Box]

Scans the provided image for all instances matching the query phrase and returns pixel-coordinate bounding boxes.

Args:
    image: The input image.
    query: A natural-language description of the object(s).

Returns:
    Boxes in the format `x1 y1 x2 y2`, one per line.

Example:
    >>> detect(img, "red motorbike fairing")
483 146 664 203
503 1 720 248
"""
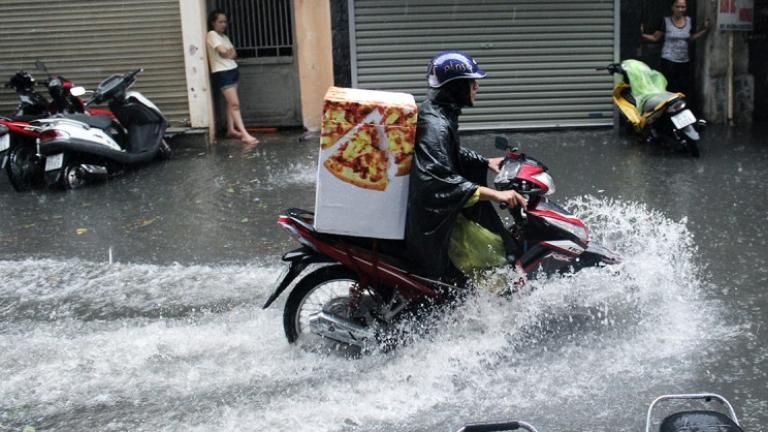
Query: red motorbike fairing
278 215 439 301
0 119 39 139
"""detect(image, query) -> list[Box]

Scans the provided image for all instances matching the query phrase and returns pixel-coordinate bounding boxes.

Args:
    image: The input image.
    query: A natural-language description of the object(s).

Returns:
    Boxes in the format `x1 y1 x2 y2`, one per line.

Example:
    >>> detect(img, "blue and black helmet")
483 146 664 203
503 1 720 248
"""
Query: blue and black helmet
426 50 487 88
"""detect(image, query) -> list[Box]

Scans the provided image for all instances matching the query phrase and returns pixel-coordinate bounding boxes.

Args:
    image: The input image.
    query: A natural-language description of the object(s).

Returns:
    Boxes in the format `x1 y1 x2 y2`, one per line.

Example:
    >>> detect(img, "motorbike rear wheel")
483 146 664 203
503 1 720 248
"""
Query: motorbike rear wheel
62 163 86 190
6 145 43 192
283 265 371 346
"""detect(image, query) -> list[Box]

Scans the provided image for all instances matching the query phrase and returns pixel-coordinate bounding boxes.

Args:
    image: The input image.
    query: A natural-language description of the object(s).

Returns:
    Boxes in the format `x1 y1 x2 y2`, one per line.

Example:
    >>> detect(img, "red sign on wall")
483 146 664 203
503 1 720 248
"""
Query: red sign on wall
719 0 754 30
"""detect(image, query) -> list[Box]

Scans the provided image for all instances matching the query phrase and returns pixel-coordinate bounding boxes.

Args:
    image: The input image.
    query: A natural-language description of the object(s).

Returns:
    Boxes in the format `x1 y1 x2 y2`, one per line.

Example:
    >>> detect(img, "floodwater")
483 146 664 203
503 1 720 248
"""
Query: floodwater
0 125 766 431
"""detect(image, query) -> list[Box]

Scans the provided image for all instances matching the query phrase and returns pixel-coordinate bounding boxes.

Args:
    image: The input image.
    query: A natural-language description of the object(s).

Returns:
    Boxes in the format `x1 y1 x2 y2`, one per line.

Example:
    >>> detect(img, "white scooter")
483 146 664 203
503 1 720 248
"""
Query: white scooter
37 69 170 189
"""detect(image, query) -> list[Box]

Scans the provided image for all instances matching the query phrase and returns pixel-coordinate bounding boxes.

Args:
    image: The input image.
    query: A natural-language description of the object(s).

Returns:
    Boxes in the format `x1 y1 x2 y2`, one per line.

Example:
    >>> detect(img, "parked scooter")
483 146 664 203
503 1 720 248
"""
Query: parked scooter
597 59 705 157
263 136 620 349
0 62 121 191
452 392 743 432
37 69 171 189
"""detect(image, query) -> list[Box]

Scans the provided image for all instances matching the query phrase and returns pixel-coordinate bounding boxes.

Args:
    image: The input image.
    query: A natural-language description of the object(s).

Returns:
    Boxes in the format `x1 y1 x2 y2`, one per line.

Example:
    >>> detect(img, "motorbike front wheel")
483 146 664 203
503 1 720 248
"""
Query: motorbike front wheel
283 265 376 348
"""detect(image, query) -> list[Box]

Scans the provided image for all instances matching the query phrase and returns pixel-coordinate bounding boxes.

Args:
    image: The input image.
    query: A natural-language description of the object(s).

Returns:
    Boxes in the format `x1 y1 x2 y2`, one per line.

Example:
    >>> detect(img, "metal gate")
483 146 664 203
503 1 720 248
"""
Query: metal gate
212 0 301 127
0 0 189 124
350 0 618 130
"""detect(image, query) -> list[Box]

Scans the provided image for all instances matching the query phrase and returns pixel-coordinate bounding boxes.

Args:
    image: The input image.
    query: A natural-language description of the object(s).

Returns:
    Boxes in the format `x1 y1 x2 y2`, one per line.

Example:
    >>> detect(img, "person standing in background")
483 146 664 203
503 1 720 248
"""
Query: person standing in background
640 0 711 99
207 9 259 146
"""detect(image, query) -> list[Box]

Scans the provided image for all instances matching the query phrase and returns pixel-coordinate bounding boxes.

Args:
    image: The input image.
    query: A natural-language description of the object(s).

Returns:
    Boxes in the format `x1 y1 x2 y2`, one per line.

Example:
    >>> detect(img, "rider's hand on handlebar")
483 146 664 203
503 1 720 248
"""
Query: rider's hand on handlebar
497 189 527 209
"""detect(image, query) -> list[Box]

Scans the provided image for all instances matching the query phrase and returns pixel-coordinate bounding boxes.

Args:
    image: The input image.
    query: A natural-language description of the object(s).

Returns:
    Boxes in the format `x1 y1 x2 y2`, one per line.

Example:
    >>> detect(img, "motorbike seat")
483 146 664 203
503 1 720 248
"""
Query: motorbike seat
57 113 114 130
8 114 47 122
620 87 636 107
660 410 743 432
642 91 680 114
336 235 417 273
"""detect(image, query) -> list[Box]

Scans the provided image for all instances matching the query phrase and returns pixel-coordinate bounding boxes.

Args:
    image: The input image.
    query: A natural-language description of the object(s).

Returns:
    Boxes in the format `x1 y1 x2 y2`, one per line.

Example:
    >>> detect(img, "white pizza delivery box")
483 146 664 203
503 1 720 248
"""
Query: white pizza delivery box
314 86 417 239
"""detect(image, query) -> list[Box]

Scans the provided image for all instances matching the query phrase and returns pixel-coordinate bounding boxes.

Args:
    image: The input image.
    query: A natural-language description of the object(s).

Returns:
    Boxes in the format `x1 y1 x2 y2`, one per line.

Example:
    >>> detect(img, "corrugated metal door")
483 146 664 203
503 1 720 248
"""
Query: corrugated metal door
0 0 189 124
351 0 617 130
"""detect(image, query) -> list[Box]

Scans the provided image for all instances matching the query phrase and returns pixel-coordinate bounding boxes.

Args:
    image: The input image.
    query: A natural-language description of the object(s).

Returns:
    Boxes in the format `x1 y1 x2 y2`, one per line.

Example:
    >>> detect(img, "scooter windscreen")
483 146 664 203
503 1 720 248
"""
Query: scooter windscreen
494 158 522 190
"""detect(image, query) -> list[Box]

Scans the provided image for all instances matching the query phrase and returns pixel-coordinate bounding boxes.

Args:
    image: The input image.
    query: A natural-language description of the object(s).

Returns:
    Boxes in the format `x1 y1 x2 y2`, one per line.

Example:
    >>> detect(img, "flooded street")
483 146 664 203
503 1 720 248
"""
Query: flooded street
1 125 766 431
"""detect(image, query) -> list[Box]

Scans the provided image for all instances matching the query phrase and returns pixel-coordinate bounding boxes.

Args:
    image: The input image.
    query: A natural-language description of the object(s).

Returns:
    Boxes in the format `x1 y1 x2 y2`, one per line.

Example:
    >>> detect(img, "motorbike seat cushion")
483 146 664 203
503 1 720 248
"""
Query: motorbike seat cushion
642 91 680 113
8 114 47 122
58 113 114 130
660 410 743 432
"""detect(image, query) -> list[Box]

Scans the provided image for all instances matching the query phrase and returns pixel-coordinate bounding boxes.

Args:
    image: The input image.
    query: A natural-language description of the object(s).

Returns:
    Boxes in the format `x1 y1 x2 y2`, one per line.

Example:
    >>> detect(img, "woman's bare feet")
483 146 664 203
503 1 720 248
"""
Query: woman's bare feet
241 134 260 147
226 130 243 139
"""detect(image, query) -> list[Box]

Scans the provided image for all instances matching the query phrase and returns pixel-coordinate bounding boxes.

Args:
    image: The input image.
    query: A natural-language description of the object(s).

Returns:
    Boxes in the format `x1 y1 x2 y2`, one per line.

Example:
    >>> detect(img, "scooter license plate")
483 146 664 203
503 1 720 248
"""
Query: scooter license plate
671 109 696 129
45 153 64 171
0 134 9 152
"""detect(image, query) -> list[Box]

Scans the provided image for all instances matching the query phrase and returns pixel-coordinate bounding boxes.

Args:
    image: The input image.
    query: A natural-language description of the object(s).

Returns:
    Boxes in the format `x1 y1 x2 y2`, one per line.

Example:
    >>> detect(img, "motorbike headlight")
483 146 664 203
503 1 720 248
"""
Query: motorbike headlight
532 172 556 196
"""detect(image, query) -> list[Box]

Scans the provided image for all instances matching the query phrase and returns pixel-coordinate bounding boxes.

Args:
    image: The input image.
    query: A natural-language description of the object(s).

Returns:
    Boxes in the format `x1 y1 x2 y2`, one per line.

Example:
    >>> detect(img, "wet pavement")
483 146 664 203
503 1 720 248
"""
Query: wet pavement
0 124 767 431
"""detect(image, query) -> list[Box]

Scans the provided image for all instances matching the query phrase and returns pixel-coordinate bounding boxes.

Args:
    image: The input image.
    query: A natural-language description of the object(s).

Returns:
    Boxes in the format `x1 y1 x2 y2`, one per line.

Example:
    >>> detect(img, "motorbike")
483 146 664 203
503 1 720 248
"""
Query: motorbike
453 392 743 432
597 59 705 158
0 61 122 191
37 68 171 189
263 136 620 350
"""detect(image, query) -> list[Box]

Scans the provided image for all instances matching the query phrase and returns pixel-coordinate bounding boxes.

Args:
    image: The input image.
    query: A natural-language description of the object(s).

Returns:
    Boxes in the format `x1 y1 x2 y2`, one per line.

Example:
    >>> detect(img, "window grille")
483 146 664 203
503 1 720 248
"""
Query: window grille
213 0 293 58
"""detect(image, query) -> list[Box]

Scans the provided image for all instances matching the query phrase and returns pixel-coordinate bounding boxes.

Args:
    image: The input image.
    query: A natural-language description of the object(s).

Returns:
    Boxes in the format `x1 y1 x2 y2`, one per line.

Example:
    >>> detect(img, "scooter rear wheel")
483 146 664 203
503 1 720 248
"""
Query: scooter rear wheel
62 163 86 190
283 265 369 347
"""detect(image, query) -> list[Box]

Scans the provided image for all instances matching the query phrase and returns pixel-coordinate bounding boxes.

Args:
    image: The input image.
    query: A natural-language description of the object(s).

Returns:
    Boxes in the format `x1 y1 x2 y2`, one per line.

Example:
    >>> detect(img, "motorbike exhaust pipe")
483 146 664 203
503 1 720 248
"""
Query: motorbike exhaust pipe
308 311 376 347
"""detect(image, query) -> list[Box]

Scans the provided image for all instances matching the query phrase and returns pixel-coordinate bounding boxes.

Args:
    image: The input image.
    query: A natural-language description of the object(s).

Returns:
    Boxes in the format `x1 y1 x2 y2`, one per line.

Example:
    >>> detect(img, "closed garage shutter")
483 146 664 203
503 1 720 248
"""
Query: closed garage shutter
351 0 616 130
0 0 189 124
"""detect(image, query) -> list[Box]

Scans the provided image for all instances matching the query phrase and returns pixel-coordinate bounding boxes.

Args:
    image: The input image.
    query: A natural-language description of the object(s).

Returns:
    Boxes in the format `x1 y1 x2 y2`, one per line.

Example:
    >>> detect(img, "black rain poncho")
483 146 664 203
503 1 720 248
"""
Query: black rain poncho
405 86 512 278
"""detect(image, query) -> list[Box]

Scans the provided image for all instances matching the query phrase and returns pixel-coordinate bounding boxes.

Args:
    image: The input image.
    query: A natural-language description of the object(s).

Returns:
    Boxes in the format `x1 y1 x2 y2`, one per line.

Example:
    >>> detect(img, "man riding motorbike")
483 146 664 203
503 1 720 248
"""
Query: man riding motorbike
405 51 527 282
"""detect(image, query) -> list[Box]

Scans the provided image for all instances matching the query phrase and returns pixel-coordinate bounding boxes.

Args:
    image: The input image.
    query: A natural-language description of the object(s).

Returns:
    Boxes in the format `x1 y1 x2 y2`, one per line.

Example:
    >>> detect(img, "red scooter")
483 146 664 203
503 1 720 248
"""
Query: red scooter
0 61 120 191
263 137 620 350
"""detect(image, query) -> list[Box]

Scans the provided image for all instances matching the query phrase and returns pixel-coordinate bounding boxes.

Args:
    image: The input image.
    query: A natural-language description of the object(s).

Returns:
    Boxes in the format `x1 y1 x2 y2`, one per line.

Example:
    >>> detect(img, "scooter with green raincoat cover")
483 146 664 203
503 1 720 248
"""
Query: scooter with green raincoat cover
598 59 705 157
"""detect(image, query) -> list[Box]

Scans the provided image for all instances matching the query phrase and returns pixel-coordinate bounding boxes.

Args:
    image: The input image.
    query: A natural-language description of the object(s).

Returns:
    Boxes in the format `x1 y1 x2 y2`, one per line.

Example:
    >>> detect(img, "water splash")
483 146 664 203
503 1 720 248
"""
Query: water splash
0 198 739 431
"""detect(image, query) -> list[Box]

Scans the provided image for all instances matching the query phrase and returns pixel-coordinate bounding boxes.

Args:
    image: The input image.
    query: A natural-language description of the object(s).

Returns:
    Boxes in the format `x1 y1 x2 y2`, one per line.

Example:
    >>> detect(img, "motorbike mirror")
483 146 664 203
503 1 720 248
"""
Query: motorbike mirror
69 86 87 97
494 136 510 151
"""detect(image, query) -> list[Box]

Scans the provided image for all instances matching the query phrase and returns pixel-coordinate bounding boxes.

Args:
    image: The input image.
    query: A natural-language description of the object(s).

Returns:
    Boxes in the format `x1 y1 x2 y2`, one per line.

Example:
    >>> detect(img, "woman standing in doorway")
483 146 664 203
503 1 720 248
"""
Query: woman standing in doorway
640 0 711 98
207 9 259 146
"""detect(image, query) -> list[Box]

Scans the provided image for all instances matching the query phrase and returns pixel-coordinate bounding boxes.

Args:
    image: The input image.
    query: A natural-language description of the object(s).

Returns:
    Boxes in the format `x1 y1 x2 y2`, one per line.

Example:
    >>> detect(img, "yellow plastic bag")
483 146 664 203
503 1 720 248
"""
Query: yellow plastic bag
448 213 507 275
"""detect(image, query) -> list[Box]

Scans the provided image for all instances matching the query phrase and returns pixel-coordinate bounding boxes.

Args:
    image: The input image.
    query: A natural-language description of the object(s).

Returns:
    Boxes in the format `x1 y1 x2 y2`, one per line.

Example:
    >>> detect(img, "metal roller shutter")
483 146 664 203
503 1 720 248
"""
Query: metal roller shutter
350 0 617 130
0 0 189 124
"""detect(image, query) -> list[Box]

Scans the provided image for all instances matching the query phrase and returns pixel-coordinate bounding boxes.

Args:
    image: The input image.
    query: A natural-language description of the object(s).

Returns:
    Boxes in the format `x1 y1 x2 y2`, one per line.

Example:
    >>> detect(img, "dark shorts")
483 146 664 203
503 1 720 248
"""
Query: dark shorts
212 67 239 92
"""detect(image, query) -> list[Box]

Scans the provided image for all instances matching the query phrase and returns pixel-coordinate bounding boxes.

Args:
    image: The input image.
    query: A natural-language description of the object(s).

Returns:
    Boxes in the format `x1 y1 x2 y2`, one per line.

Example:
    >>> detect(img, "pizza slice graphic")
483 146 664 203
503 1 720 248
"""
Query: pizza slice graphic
323 124 389 191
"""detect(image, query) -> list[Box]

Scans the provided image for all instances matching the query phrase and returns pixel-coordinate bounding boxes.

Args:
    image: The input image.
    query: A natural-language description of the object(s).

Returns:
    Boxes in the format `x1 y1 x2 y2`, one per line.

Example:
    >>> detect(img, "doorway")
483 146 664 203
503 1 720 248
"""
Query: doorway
209 0 302 129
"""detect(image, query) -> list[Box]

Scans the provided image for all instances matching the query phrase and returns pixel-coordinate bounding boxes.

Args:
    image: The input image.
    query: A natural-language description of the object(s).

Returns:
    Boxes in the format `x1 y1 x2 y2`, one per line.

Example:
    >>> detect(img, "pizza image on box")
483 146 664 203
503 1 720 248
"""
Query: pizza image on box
319 87 417 192
320 121 356 149
385 126 415 177
323 124 389 191
322 99 375 125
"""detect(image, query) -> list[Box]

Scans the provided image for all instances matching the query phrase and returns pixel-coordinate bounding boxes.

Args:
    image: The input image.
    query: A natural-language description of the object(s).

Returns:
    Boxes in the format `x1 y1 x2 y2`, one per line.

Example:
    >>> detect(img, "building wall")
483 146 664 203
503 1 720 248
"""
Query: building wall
180 0 213 130
294 0 334 131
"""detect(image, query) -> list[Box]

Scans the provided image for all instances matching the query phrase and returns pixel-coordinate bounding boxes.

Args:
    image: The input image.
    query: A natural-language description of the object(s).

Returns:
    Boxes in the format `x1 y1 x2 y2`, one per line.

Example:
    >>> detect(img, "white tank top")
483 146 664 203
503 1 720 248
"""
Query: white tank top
661 16 691 63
